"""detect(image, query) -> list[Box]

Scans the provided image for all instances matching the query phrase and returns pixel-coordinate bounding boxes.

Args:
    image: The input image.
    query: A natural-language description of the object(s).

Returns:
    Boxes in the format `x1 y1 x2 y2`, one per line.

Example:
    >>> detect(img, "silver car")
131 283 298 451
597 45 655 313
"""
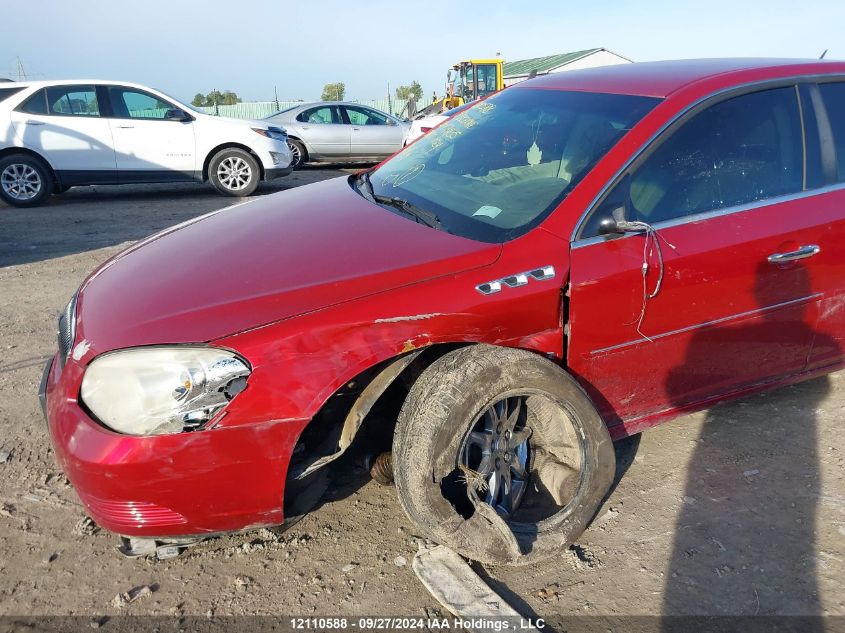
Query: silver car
266 102 410 168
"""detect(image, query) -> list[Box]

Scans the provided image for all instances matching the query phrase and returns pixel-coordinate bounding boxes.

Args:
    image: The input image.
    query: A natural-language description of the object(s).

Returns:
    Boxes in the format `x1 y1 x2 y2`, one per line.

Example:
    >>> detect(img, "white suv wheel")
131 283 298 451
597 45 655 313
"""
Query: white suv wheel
1 163 42 201
0 155 52 208
217 156 252 191
208 148 260 197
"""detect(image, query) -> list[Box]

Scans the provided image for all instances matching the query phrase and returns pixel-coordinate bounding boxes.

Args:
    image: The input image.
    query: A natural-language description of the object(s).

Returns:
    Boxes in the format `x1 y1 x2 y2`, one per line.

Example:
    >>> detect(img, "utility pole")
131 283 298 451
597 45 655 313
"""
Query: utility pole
15 57 27 81
274 85 280 111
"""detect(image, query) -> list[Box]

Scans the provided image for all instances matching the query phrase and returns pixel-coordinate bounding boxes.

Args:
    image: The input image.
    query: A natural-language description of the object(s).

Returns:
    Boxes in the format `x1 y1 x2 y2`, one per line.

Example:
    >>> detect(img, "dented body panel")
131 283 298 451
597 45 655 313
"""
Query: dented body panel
43 59 845 538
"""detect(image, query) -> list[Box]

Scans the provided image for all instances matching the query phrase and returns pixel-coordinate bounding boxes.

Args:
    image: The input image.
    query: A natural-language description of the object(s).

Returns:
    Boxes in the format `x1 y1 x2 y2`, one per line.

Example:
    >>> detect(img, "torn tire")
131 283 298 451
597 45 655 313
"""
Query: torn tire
392 344 615 566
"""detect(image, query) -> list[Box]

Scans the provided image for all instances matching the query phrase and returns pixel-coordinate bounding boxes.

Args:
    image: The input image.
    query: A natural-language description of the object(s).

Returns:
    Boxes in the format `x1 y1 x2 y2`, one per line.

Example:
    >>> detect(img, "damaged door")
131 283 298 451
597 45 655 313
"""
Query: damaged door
567 85 823 431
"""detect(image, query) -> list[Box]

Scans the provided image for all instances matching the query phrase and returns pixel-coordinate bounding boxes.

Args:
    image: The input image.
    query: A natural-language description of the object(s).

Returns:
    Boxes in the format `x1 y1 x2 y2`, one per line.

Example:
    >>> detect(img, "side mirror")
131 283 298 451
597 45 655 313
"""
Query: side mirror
165 108 192 122
598 217 623 235
598 214 647 236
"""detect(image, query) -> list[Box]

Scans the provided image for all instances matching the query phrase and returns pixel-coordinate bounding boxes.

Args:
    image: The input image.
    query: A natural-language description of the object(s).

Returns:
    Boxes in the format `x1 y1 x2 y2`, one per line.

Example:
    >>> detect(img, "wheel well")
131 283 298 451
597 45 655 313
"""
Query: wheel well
286 136 308 159
283 343 466 510
0 147 59 186
282 339 574 517
203 143 264 181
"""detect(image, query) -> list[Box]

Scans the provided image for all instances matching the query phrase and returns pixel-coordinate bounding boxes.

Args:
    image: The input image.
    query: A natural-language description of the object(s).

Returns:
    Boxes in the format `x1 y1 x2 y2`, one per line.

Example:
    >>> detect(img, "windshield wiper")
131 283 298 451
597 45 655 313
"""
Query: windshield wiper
354 171 443 230
372 194 443 230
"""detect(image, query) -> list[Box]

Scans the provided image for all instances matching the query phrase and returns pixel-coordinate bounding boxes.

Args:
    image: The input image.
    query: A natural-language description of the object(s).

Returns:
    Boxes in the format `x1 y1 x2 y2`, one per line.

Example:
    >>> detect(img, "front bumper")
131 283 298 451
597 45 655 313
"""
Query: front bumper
41 355 308 537
255 137 293 175
265 165 294 180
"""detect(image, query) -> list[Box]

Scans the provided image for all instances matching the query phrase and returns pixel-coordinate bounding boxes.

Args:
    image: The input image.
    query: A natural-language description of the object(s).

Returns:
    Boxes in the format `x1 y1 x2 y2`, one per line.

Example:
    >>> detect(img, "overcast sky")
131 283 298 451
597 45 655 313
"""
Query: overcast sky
3 0 843 103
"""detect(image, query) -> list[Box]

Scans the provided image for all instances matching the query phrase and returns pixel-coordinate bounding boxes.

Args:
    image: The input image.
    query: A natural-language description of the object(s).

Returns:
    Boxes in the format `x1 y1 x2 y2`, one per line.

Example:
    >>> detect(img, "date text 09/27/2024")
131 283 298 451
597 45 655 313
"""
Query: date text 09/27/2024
289 617 546 630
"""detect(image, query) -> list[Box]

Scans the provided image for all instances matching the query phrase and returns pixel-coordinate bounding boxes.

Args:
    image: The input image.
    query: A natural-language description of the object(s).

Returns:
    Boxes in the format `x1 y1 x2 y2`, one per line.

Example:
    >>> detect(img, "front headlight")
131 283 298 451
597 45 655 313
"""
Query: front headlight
252 126 287 142
80 347 251 436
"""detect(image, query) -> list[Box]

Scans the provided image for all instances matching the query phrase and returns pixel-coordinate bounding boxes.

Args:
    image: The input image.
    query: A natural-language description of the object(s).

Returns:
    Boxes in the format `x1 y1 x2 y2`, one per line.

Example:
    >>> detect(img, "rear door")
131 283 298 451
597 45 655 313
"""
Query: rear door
293 105 348 158
10 85 117 183
568 85 823 430
804 80 845 369
103 85 196 182
343 106 404 157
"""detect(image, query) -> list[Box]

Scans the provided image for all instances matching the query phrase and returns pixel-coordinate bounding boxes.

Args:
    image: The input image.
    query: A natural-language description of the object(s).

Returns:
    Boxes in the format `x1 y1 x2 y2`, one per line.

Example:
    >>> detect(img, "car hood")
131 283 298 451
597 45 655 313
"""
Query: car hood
196 113 282 131
75 177 501 354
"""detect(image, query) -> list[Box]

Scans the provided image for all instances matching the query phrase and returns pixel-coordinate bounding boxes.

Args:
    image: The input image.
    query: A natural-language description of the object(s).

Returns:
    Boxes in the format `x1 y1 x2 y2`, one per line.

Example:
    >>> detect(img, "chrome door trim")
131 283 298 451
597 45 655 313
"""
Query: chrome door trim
569 72 845 245
572 181 845 249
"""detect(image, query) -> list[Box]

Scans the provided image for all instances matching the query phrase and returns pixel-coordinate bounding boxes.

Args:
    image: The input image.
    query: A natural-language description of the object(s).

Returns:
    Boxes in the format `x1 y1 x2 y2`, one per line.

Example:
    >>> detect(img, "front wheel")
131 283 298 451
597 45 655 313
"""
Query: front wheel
287 139 306 169
208 148 260 197
0 154 53 207
393 345 615 566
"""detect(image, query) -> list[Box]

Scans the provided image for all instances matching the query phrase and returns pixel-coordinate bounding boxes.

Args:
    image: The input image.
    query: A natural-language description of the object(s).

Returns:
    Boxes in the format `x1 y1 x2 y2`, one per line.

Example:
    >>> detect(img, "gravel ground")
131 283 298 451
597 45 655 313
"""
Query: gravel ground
0 170 842 623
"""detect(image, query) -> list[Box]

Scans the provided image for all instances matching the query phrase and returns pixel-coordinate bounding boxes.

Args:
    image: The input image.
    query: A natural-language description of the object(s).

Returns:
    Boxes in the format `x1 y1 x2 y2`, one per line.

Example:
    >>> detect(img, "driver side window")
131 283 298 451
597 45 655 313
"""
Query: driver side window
107 87 174 120
345 106 389 126
582 86 804 236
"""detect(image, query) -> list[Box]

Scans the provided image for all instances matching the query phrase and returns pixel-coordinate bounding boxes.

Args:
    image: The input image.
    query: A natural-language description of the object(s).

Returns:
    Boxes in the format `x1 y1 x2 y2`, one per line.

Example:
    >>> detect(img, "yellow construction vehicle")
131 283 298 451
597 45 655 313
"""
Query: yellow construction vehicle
418 58 504 116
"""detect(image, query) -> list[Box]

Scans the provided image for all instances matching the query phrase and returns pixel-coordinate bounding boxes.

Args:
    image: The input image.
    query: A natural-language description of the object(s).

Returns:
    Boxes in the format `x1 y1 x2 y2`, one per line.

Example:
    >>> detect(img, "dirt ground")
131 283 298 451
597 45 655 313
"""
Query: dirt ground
0 170 843 625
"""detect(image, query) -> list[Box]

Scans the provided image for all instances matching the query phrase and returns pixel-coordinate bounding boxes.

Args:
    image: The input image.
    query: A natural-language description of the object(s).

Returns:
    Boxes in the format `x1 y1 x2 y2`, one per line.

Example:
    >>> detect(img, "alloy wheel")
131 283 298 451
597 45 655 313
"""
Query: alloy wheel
460 395 532 517
216 156 252 191
1 163 42 201
287 141 302 167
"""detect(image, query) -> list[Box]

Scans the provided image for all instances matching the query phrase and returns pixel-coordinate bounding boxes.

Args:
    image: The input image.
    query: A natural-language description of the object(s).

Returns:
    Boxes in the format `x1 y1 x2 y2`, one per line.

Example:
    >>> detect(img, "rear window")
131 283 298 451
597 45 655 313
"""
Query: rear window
18 89 48 115
0 87 24 104
16 86 100 116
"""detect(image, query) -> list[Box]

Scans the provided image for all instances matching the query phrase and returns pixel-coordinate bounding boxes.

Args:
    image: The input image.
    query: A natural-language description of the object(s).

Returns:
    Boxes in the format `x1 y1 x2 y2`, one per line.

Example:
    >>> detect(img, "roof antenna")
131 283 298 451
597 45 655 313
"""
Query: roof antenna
820 49 828 59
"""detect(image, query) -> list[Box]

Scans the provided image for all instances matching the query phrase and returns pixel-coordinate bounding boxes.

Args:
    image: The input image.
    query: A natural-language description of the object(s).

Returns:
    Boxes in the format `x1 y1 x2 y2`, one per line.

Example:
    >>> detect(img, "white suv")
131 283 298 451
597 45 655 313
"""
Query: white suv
0 80 293 207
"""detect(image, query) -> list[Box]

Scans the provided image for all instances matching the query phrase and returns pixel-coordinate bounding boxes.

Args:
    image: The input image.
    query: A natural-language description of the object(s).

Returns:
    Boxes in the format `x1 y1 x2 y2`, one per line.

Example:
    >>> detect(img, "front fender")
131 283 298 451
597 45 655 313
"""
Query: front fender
213 227 570 428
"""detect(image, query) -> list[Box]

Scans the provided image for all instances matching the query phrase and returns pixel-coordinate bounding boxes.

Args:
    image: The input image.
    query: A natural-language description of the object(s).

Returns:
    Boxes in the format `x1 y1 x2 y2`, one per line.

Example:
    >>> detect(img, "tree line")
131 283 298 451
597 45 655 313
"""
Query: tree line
191 90 242 107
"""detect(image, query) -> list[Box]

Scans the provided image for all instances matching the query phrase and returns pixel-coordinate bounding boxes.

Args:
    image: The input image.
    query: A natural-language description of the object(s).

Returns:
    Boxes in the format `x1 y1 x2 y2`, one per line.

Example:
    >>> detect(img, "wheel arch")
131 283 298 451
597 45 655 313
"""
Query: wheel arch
284 339 560 483
0 147 59 186
285 135 309 160
203 143 264 181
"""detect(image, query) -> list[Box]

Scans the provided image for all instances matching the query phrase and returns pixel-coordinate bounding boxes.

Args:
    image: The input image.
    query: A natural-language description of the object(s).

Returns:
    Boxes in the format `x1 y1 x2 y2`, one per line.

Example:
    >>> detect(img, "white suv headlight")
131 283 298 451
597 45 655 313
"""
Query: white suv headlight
80 347 251 436
252 126 288 142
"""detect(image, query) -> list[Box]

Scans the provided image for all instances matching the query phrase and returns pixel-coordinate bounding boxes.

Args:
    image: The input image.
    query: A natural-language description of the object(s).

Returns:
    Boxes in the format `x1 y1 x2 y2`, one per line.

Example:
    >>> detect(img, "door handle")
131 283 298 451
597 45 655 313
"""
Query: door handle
352 127 360 131
116 124 135 129
25 120 45 126
767 244 820 264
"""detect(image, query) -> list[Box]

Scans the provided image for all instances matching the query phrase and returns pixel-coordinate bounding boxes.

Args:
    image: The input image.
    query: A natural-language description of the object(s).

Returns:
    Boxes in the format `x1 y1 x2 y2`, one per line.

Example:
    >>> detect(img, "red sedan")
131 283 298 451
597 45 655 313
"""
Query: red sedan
41 59 845 564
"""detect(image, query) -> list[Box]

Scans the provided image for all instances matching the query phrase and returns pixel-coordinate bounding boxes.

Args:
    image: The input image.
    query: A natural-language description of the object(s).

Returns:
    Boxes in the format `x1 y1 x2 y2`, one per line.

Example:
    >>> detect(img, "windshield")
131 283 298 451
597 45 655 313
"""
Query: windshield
265 105 299 118
367 88 660 242
154 89 203 113
448 67 472 102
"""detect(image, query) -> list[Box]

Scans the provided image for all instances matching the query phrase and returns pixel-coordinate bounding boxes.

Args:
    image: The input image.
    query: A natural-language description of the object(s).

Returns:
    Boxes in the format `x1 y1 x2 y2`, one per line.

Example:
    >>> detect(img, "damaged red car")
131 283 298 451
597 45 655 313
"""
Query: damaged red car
41 59 845 564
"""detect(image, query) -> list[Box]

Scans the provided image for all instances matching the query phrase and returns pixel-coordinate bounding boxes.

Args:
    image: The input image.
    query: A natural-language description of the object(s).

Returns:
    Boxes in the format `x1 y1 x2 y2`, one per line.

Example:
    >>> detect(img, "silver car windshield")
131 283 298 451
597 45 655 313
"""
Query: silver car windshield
367 88 660 242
